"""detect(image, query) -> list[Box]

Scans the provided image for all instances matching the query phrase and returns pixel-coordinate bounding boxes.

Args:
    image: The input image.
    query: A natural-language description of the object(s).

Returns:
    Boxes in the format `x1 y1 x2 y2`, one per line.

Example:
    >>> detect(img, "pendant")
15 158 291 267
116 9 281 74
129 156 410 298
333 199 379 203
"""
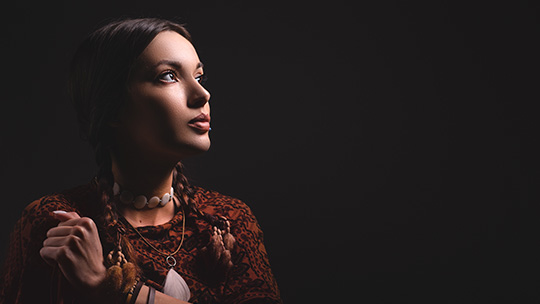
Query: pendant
163 268 191 301
166 255 177 267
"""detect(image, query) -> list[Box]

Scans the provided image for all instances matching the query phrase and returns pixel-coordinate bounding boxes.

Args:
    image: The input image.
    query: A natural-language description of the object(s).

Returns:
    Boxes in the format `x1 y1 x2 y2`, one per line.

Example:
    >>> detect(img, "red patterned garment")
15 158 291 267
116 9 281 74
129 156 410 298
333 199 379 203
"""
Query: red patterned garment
0 181 282 304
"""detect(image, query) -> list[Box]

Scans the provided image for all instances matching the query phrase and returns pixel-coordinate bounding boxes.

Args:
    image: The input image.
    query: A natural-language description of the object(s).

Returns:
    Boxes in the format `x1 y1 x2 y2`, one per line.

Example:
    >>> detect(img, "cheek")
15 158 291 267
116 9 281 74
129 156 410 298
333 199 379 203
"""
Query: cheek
145 87 185 111
157 92 192 133
127 87 189 137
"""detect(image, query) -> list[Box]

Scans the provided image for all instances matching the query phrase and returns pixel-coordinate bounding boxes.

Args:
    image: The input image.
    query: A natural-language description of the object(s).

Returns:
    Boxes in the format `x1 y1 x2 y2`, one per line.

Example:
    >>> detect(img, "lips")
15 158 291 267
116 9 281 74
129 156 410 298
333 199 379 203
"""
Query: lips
188 113 211 132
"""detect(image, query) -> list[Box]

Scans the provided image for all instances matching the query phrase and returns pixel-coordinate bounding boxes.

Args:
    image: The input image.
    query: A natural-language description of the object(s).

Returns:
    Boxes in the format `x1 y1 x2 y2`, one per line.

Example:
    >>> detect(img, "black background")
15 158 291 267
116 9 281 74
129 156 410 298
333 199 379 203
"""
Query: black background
1 1 539 303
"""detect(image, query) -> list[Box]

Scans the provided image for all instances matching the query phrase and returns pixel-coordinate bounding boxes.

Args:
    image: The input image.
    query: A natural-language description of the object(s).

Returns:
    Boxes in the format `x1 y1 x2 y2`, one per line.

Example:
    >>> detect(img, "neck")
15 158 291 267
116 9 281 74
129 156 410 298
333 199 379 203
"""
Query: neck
110 151 180 228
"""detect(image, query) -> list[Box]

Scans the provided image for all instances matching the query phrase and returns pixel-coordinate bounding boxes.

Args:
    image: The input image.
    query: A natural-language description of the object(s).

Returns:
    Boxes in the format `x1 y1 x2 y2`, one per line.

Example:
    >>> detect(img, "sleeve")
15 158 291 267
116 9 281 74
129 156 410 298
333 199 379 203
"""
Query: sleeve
0 196 79 304
222 202 282 304
0 215 25 304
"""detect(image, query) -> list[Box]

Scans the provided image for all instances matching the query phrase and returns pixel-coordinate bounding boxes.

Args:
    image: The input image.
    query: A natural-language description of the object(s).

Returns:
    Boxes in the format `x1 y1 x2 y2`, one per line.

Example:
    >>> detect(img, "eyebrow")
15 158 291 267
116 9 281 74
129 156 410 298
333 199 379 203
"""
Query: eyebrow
151 60 204 71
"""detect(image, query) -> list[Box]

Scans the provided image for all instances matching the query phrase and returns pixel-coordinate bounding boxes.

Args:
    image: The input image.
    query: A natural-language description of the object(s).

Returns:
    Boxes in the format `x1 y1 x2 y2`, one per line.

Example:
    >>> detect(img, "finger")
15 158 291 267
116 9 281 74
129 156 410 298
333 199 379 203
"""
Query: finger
40 245 75 267
40 246 62 267
43 236 78 247
52 211 81 222
75 217 98 231
58 217 96 231
47 224 88 239
58 218 86 228
46 226 76 237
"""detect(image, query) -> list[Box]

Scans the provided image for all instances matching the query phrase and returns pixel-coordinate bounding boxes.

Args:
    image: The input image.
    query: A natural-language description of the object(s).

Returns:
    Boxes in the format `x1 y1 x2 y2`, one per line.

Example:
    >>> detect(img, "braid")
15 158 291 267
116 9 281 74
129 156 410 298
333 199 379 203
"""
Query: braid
95 145 139 295
172 163 235 283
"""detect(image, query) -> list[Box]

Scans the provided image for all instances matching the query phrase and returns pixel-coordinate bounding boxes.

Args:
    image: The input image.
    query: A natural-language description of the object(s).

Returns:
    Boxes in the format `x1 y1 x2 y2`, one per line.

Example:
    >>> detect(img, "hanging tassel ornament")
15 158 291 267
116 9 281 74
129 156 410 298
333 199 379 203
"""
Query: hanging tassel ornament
101 235 138 298
197 216 236 285
220 217 236 251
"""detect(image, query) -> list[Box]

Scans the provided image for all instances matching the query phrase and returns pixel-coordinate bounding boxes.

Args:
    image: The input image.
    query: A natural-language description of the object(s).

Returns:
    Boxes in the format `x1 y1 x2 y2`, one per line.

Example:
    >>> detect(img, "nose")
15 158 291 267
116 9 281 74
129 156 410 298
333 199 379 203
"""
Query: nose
188 81 210 109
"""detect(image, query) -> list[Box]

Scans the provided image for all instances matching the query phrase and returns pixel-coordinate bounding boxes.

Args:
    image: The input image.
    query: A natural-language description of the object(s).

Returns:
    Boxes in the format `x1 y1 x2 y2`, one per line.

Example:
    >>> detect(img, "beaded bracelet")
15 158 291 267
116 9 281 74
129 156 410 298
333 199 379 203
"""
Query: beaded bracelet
124 279 143 304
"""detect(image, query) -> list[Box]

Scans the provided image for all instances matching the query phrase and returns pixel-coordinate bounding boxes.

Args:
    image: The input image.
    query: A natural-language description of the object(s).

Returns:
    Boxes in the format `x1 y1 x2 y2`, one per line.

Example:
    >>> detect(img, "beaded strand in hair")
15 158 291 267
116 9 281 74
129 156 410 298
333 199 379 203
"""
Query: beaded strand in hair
172 163 235 282
94 146 140 299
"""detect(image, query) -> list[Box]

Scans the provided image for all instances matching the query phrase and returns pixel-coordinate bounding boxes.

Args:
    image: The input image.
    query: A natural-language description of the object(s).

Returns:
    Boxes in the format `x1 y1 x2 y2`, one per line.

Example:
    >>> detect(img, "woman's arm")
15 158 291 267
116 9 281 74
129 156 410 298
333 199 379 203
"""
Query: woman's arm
41 211 193 304
0 218 24 303
40 211 107 297
0 198 84 303
134 285 190 304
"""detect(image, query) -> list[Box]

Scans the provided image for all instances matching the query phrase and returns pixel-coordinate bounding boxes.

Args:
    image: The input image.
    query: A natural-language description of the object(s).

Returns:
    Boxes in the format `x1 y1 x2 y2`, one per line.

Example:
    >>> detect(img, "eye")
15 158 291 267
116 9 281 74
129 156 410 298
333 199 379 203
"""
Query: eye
195 74 207 85
159 71 177 83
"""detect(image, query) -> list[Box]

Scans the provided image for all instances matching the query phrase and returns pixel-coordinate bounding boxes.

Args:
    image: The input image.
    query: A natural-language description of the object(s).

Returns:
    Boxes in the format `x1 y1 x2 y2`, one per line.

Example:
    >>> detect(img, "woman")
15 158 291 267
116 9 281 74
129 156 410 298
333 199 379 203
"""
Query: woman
0 18 281 304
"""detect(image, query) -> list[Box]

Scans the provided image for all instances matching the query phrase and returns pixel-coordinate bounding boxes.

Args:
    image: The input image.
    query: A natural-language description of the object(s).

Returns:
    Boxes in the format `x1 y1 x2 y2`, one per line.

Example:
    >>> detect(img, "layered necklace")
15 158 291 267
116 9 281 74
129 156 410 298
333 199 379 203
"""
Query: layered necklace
116 186 191 301
129 204 185 268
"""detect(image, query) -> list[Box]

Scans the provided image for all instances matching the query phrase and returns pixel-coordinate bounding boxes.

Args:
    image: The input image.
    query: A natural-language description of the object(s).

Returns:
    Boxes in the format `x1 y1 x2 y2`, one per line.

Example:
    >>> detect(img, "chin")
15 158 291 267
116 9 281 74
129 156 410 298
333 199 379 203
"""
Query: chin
194 136 211 151
175 138 211 158
196 141 211 153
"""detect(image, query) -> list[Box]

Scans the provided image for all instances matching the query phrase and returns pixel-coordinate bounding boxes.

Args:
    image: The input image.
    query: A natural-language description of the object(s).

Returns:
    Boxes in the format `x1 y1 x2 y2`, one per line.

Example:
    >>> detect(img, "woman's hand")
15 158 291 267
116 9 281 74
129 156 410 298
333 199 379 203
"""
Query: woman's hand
40 211 107 295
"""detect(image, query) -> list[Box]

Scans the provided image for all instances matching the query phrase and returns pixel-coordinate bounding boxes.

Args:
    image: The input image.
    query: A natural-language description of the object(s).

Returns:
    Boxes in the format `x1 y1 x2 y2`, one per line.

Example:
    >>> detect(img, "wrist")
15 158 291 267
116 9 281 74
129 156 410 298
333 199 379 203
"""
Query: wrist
92 264 138 304
86 264 109 302
90 263 108 288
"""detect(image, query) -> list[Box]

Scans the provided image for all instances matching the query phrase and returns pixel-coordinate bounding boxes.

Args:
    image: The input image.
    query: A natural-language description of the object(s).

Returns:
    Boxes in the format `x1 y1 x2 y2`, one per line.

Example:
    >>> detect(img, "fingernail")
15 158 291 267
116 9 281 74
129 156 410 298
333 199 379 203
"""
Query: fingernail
52 210 67 214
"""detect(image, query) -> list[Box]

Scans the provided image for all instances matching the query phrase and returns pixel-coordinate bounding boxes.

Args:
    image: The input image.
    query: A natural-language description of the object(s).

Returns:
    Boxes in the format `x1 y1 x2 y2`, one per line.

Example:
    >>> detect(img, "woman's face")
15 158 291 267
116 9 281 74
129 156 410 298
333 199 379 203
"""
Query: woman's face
116 31 211 161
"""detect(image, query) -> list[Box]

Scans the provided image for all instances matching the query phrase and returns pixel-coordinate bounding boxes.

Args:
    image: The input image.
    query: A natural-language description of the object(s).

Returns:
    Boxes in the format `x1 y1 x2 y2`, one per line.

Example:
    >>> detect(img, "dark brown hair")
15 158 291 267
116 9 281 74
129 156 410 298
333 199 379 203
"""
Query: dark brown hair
69 17 234 285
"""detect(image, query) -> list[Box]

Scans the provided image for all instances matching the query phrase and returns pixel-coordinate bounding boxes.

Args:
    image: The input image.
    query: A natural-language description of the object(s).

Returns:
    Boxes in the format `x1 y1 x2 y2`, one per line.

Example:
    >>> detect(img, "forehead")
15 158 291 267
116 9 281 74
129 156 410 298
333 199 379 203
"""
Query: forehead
136 30 200 69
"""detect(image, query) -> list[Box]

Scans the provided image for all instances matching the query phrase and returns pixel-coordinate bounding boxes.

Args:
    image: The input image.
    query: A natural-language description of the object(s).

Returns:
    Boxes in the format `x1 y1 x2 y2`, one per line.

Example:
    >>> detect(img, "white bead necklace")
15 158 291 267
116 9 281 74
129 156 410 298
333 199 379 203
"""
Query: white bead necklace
112 182 174 209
